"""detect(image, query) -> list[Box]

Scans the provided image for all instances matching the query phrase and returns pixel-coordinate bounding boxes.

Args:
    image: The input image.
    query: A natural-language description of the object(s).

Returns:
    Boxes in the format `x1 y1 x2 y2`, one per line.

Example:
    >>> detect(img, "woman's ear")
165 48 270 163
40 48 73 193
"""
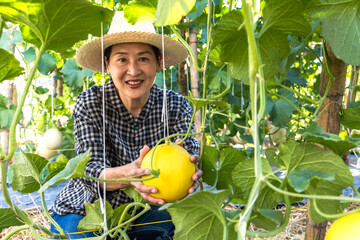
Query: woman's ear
156 56 162 73
105 57 110 74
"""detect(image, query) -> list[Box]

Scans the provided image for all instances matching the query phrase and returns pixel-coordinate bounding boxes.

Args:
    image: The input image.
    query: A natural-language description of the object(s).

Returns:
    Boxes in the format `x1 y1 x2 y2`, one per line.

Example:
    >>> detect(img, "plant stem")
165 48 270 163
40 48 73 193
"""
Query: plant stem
100 204 150 240
1 162 33 225
312 199 360 220
208 69 232 100
176 105 197 145
223 223 229 240
351 184 360 197
170 25 203 72
30 227 50 240
2 43 46 162
312 73 333 117
40 191 64 235
276 82 319 104
237 0 263 239
86 175 155 182
265 179 360 203
2 225 31 240
198 0 213 165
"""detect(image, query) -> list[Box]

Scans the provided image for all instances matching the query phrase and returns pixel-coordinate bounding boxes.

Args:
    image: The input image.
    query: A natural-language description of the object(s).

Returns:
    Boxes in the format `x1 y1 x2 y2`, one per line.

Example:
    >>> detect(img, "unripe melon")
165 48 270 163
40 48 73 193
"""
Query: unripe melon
43 128 63 150
37 140 57 159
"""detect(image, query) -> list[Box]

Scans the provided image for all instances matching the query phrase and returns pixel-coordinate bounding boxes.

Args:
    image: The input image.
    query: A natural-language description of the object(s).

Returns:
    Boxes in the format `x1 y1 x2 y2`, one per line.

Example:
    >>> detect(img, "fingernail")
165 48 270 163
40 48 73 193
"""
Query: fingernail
151 189 157 193
158 201 163 205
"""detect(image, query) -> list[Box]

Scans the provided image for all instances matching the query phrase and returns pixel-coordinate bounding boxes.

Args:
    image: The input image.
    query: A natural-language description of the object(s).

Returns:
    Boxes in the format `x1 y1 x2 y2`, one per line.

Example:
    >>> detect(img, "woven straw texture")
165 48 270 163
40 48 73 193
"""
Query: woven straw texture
76 11 187 71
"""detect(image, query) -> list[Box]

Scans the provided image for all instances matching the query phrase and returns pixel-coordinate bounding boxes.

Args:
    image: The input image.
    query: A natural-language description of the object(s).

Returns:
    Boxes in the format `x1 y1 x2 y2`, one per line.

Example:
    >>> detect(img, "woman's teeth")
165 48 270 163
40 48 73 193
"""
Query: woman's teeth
127 80 142 85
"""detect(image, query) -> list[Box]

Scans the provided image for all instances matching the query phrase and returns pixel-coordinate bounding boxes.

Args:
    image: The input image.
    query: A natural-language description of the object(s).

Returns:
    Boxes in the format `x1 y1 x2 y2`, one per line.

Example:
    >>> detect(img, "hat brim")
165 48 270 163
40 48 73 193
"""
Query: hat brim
75 32 188 72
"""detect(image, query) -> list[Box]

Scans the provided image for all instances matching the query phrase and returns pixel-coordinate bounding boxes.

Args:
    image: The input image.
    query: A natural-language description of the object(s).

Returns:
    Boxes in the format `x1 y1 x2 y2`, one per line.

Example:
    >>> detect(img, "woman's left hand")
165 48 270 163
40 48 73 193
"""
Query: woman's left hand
175 139 203 194
188 154 202 194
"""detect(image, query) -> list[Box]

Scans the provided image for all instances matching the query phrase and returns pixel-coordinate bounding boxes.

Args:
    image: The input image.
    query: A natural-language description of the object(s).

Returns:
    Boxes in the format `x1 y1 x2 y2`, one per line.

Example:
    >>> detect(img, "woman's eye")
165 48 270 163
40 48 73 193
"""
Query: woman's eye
139 57 149 62
117 58 127 63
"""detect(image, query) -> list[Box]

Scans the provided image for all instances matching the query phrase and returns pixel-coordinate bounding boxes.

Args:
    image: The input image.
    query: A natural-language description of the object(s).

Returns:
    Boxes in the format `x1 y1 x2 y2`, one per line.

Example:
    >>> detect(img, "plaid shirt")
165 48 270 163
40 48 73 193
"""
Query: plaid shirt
53 80 200 216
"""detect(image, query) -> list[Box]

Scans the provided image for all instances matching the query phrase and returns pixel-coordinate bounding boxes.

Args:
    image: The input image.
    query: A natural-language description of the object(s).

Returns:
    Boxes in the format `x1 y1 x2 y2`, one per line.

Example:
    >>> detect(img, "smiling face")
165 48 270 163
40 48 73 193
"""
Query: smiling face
105 42 161 114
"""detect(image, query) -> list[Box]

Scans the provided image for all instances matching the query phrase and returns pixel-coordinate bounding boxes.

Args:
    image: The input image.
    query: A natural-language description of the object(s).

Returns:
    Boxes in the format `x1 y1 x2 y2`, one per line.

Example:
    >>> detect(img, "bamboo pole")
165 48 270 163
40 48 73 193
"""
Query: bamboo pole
188 26 202 142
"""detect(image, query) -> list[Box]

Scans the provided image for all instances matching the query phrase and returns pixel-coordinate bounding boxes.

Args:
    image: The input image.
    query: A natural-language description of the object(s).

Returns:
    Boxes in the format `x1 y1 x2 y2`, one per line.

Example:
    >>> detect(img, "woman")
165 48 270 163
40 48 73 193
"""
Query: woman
51 11 202 239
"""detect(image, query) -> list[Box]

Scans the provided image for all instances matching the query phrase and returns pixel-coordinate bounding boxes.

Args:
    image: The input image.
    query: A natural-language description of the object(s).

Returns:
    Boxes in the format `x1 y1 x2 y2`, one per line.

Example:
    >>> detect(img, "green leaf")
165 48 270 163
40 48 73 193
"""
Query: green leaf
38 51 57 75
212 10 248 83
266 89 297 127
187 0 207 19
0 0 114 52
61 59 85 91
278 140 353 223
78 199 113 231
45 96 65 112
185 93 228 112
232 158 280 209
123 186 146 203
35 86 49 95
286 169 335 193
43 154 69 183
0 208 26 232
340 108 360 130
212 0 311 84
163 190 231 239
297 120 323 135
22 47 36 63
202 146 246 190
258 29 291 80
0 48 24 82
307 0 360 65
251 208 284 231
155 0 196 26
260 0 311 37
124 0 157 24
110 203 132 228
82 68 94 78
11 152 48 193
221 208 240 239
304 132 358 156
0 95 21 129
0 29 22 51
38 150 91 192
265 147 282 167
287 68 307 87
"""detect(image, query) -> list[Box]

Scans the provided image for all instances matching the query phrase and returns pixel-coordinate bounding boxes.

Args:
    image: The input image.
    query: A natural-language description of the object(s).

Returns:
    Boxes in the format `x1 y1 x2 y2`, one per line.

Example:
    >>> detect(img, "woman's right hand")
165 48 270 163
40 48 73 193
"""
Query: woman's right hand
130 146 166 205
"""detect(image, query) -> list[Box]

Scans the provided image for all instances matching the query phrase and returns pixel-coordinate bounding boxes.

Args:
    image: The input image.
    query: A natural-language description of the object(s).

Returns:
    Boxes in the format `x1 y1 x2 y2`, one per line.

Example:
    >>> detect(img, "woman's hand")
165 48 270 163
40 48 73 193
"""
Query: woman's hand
188 154 203 194
175 139 203 195
131 146 166 205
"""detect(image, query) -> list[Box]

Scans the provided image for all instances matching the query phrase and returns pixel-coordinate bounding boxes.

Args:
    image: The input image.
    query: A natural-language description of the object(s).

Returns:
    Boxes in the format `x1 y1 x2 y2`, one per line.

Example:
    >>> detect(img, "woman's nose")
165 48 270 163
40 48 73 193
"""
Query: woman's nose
127 61 141 76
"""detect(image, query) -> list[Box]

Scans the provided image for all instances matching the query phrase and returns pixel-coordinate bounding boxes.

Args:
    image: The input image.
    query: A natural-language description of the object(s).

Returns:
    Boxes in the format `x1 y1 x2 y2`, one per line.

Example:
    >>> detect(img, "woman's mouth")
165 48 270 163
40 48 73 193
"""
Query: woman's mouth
126 80 143 88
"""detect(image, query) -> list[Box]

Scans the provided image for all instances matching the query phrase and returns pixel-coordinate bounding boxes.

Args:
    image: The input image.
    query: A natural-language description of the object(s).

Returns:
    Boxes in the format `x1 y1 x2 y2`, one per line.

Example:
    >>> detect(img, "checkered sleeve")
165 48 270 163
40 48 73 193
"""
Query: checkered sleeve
170 93 200 156
73 91 109 195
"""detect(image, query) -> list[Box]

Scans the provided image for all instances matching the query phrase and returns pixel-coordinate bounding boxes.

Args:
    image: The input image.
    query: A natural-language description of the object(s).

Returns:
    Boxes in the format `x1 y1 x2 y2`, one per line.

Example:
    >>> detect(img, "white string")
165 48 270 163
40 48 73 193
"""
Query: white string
240 82 244 112
51 78 54 124
99 21 108 235
170 67 173 90
161 26 169 138
186 61 189 96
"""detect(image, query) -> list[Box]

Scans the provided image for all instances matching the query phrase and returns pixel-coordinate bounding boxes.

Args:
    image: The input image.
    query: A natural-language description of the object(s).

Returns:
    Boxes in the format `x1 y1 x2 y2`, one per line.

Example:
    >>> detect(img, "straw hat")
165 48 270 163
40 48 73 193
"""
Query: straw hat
76 11 188 72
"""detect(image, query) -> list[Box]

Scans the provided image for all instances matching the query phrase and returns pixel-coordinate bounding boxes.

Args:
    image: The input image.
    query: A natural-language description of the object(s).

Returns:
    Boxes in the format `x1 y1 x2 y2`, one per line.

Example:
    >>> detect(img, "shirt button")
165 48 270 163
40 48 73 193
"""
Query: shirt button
136 148 140 152
134 126 139 130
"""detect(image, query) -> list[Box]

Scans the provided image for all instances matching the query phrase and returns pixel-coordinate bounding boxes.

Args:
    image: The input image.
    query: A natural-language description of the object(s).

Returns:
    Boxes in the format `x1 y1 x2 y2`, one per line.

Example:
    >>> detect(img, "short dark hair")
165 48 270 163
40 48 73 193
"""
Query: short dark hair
104 44 161 63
